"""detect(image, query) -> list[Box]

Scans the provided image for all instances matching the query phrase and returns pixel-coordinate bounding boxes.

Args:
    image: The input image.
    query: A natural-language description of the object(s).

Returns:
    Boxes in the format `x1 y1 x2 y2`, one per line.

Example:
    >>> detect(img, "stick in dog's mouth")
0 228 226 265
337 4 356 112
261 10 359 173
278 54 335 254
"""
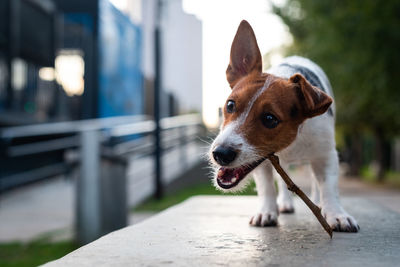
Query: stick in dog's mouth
216 158 266 189
215 153 333 237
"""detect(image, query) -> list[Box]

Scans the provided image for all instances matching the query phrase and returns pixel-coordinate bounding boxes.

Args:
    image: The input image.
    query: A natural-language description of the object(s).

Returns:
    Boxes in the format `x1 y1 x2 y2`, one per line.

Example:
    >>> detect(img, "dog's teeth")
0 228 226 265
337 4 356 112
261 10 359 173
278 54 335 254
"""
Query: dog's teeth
231 177 237 183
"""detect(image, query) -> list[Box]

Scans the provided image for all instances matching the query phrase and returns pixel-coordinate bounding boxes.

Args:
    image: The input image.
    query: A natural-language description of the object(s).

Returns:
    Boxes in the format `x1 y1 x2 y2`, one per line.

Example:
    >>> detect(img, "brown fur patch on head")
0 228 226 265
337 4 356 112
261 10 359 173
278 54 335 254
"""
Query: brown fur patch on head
238 77 306 156
222 72 269 128
290 73 333 118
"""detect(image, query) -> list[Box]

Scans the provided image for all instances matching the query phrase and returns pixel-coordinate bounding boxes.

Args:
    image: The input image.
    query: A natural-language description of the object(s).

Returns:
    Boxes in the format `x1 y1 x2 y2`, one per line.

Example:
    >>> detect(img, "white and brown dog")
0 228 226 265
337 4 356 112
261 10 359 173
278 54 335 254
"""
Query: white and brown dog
209 20 359 232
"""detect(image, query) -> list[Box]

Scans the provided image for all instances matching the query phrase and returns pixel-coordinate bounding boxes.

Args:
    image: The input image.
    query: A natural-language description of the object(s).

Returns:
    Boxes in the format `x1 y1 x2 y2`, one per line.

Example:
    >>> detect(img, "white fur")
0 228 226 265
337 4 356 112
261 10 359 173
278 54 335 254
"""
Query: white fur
250 162 278 226
209 121 261 192
276 165 294 213
210 122 260 169
211 56 359 231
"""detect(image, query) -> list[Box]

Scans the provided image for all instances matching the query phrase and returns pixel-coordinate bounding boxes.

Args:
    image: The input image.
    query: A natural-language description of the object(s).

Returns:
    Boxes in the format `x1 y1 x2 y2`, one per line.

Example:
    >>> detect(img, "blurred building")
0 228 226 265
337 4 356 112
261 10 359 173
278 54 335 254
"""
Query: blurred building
0 0 202 125
0 0 202 189
0 0 62 126
160 0 202 115
48 0 144 119
0 0 144 189
140 0 202 116
0 0 144 126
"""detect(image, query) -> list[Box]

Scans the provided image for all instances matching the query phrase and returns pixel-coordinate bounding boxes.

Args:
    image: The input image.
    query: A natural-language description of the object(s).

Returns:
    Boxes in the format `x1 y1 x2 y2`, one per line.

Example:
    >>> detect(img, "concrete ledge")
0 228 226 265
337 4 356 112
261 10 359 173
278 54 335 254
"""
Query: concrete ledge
44 196 400 266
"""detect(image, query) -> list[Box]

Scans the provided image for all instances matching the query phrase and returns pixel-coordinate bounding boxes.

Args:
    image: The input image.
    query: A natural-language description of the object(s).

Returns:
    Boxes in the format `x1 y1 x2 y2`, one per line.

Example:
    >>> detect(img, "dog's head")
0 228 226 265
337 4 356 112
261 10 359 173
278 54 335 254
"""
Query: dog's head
209 20 333 192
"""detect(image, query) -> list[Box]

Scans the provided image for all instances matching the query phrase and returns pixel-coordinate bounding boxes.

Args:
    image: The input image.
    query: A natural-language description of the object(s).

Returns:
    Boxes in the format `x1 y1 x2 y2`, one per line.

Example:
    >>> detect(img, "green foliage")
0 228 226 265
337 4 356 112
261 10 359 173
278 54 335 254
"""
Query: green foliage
0 239 78 267
360 165 400 188
360 165 376 181
274 0 400 136
384 170 400 188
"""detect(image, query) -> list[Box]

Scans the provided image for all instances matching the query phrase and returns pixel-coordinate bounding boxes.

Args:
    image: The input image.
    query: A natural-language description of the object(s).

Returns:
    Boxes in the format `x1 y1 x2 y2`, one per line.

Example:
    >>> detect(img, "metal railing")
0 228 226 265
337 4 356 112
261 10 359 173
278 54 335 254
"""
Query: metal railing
0 113 205 244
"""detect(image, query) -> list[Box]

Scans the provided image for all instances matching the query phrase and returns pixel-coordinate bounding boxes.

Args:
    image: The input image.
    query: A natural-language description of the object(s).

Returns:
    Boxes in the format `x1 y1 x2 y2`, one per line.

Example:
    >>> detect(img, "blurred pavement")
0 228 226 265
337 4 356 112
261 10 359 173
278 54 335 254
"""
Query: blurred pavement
292 165 400 214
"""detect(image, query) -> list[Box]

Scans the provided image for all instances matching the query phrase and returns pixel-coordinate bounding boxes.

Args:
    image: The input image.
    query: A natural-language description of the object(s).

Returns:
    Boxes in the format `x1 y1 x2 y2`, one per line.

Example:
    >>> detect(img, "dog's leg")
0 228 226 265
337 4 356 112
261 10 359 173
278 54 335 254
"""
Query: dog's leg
311 150 359 232
276 166 295 213
250 162 278 227
309 165 320 205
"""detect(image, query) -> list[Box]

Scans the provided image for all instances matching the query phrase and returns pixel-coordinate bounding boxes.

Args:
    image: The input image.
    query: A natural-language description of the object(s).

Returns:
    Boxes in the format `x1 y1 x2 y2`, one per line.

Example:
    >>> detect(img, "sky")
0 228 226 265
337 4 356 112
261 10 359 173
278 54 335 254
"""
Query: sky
183 0 292 127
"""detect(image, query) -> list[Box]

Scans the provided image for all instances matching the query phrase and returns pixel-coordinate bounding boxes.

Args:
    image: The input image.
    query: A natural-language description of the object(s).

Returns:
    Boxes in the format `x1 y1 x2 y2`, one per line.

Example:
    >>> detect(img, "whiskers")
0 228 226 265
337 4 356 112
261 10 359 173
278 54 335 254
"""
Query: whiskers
195 135 213 146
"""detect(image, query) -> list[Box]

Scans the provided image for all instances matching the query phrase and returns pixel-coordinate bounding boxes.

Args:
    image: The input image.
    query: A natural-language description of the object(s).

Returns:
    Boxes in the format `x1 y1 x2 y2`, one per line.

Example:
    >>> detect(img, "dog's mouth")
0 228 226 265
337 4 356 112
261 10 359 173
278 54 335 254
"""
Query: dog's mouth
216 159 266 189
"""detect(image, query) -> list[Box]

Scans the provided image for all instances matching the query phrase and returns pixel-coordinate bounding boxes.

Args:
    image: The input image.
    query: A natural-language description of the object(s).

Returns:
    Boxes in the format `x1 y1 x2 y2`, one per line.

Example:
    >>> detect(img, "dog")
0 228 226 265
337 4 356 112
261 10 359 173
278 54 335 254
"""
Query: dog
209 20 359 232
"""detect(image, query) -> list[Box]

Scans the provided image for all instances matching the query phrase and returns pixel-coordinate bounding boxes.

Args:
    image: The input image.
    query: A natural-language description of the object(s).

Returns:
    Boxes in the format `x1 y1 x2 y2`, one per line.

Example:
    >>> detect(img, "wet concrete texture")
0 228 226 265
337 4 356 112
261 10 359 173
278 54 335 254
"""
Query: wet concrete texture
44 196 400 267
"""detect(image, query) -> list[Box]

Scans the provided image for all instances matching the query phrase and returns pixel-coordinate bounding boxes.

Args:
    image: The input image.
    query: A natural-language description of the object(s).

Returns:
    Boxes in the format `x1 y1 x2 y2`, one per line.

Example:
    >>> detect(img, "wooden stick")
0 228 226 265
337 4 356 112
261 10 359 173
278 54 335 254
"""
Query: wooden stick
267 154 333 238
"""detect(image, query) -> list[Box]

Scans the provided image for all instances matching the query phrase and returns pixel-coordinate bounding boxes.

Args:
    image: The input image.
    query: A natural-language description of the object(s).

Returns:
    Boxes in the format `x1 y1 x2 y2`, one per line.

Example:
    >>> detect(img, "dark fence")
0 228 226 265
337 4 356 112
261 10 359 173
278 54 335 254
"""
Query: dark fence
0 113 205 244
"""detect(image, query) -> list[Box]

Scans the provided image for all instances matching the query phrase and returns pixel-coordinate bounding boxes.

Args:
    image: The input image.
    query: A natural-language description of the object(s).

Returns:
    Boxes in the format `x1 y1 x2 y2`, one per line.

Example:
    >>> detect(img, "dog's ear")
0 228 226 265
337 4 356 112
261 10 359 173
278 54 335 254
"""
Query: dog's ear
226 20 262 89
290 73 333 118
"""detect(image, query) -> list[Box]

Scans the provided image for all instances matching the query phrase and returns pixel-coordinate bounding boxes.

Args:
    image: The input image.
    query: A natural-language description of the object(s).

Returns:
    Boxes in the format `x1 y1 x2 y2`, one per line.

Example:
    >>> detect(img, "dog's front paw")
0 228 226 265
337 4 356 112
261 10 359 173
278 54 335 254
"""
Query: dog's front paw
277 197 295 214
249 211 278 227
322 207 359 232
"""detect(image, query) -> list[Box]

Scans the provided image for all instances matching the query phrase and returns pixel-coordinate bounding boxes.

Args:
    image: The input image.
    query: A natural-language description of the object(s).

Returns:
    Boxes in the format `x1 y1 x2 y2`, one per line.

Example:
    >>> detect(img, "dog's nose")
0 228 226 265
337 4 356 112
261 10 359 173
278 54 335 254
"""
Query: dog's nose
212 146 237 166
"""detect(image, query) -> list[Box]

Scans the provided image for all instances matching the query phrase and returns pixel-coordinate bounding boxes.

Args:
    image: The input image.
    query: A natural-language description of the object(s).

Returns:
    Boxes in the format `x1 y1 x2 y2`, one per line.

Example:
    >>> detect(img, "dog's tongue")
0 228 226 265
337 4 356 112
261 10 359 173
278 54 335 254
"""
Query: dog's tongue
218 167 241 180
216 159 266 189
217 167 246 188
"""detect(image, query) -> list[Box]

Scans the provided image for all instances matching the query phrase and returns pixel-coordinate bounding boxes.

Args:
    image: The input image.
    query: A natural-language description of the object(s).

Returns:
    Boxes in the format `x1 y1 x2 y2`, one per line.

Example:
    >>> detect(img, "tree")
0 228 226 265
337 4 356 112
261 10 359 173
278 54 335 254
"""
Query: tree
273 0 400 179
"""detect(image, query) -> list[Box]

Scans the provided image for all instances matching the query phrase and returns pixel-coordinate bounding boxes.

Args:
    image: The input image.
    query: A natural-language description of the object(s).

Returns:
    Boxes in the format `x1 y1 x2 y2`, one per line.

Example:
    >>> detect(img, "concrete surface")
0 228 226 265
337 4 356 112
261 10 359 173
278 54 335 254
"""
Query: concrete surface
44 196 400 267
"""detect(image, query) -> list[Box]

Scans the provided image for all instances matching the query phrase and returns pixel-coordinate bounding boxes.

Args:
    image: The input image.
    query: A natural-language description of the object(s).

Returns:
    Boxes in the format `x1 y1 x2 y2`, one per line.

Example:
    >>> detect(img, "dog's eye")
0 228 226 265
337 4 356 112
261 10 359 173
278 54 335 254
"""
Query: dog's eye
226 100 236 113
261 113 280 129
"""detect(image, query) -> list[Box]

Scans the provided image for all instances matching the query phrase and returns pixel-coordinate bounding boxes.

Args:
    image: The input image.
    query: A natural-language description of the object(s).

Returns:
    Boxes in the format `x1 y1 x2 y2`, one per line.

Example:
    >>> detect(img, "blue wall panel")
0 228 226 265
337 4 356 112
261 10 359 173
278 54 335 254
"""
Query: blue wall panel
98 0 143 118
